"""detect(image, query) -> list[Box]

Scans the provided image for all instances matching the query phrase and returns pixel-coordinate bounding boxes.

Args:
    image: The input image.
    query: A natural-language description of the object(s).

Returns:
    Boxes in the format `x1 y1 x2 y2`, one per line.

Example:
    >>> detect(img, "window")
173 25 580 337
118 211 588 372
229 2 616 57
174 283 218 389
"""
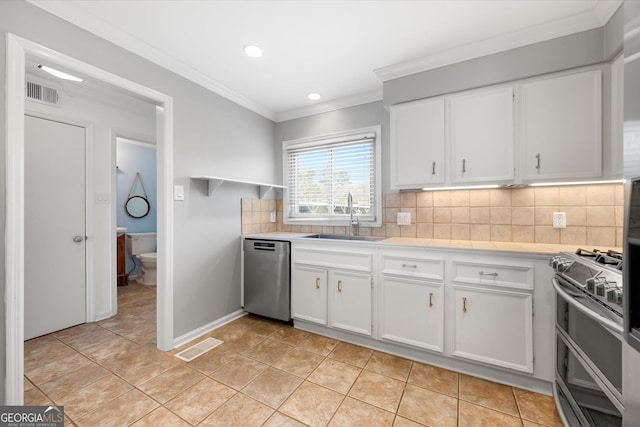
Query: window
283 126 381 226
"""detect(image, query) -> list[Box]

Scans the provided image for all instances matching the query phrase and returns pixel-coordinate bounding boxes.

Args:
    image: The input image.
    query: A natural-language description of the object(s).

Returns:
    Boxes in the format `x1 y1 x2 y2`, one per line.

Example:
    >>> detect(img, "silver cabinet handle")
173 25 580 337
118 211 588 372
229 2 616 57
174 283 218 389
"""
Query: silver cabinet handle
463 297 467 313
535 153 541 170
402 264 417 268
479 271 498 277
432 161 436 175
73 235 84 243
337 280 342 292
315 277 320 289
429 292 433 308
462 158 466 173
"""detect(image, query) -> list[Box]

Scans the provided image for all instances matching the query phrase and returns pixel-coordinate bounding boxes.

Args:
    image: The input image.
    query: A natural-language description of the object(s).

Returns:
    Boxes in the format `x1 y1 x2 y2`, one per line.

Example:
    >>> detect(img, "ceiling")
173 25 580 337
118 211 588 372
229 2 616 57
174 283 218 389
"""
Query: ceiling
29 0 621 122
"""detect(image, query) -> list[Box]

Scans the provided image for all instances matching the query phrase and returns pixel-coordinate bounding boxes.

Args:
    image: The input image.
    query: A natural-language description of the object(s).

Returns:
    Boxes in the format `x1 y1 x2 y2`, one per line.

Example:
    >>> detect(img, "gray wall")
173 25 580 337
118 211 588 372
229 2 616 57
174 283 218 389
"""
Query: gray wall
1 0 277 402
384 8 624 107
275 101 390 190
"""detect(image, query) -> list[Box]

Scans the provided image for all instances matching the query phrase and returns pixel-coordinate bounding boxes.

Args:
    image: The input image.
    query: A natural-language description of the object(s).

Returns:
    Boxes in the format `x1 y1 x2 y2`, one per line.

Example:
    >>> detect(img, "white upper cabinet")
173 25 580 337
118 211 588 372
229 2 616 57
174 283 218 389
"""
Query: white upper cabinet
519 69 602 181
611 56 624 178
390 98 445 189
449 86 515 183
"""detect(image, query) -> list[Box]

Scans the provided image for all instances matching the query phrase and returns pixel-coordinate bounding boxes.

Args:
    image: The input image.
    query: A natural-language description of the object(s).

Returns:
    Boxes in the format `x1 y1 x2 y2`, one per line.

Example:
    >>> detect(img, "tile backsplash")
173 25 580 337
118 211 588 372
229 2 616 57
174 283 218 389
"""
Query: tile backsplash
242 184 623 247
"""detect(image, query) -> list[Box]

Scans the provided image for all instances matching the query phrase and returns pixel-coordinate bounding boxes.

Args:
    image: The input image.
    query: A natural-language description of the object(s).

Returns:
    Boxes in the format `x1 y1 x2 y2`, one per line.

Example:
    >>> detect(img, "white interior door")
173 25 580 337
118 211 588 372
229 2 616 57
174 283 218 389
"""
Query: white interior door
24 115 87 340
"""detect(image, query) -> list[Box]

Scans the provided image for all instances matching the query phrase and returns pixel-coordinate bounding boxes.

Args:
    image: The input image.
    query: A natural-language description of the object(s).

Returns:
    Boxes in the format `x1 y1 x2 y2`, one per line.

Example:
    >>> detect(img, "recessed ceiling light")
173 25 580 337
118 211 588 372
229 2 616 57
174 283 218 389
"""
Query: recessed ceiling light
243 44 263 58
308 93 321 101
37 64 84 82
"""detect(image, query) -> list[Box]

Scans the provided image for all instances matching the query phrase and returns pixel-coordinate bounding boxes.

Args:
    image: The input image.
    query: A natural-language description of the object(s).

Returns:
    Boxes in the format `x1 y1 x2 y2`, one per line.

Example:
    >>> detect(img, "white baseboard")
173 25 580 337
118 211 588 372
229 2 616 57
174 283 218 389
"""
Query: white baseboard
172 309 247 349
94 310 113 322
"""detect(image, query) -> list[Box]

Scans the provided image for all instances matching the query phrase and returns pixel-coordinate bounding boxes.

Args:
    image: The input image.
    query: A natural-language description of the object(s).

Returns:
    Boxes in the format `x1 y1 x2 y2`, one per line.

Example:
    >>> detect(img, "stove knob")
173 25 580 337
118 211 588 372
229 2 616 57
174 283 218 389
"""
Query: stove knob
586 277 601 292
551 257 564 270
595 280 610 297
558 261 573 272
606 288 623 305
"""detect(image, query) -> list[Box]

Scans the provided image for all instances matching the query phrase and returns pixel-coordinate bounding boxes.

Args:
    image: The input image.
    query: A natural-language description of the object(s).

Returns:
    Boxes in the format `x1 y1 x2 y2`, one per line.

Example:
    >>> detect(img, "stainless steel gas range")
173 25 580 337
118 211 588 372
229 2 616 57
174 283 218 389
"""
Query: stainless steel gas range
551 249 624 426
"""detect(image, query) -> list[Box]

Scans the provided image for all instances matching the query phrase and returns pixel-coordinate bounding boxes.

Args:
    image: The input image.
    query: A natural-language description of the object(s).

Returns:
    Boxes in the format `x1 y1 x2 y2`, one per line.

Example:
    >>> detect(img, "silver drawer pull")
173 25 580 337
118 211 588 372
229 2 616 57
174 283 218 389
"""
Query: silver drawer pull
402 264 417 269
479 271 498 277
315 278 320 289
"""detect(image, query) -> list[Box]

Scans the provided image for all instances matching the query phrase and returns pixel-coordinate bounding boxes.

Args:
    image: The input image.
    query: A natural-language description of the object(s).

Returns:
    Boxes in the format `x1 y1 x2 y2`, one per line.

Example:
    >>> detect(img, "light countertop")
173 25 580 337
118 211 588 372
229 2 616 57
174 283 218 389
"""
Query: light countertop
242 232 621 256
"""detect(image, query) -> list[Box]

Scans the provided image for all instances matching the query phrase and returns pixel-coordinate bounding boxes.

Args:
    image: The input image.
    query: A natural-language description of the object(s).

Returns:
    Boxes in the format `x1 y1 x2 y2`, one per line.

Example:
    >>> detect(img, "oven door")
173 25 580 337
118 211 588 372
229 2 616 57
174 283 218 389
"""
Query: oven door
553 277 623 426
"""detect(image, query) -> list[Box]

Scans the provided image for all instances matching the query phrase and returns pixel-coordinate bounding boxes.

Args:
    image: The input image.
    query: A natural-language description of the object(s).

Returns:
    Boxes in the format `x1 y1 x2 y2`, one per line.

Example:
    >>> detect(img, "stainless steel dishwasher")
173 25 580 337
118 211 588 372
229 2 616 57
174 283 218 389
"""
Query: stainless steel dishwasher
243 239 291 322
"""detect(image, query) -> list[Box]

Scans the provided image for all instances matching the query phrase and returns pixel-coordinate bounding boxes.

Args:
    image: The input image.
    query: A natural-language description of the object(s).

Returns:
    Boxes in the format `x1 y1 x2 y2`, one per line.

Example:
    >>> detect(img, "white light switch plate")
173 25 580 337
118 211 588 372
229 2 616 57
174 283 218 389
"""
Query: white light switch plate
270 210 276 223
174 185 185 201
95 192 110 204
397 212 411 225
553 212 566 229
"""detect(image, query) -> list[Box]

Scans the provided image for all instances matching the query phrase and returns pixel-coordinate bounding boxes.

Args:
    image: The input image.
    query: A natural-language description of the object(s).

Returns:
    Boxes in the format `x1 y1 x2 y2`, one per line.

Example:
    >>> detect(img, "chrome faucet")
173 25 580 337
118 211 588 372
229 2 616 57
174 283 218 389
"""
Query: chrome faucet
347 192 359 236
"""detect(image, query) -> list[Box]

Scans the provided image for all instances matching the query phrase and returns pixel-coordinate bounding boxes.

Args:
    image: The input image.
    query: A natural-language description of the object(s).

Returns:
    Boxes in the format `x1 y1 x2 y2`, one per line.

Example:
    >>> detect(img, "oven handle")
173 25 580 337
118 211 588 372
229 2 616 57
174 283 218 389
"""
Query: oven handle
552 278 623 336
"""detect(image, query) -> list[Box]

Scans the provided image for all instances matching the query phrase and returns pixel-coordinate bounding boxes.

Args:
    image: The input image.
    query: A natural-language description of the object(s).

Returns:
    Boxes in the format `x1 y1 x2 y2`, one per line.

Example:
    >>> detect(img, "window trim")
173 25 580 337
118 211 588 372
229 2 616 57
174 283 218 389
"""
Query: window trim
282 125 382 227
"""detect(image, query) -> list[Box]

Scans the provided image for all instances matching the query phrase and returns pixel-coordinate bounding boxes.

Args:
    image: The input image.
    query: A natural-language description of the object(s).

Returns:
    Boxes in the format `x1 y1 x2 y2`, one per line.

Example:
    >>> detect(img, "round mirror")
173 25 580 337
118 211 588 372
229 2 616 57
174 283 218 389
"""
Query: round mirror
125 196 150 219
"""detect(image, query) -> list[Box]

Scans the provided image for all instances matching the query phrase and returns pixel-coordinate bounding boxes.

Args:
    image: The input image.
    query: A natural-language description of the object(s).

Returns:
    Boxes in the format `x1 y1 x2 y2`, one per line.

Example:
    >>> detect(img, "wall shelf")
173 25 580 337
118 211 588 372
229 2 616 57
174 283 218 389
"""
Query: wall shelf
191 176 286 198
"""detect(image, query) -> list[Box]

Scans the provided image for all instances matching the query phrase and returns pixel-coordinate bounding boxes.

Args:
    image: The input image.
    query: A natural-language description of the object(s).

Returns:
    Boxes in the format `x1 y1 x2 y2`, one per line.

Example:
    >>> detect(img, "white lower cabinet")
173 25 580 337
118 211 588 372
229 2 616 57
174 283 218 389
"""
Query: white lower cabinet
291 265 327 325
380 275 443 352
291 243 373 337
329 270 372 336
291 242 545 382
450 284 533 373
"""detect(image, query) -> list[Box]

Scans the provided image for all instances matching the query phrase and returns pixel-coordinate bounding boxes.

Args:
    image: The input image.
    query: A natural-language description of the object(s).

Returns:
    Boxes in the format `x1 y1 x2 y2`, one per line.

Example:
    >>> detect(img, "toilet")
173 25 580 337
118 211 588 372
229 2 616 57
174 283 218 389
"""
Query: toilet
126 232 157 286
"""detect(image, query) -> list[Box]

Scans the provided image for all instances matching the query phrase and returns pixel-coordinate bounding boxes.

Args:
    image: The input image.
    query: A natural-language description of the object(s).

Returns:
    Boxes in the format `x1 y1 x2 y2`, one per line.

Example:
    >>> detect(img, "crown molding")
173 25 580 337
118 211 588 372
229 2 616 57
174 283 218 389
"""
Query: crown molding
27 0 276 121
275 89 383 123
374 0 623 82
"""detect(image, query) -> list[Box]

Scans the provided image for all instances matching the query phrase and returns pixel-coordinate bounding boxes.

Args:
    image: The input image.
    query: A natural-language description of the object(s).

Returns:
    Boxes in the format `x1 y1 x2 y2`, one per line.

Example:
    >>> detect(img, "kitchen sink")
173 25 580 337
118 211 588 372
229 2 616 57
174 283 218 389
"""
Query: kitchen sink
303 234 385 242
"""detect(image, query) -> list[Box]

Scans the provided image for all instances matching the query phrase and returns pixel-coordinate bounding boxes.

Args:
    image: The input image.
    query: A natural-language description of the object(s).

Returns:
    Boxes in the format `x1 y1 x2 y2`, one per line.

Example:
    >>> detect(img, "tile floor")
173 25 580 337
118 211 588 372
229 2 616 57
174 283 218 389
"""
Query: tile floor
24 283 563 426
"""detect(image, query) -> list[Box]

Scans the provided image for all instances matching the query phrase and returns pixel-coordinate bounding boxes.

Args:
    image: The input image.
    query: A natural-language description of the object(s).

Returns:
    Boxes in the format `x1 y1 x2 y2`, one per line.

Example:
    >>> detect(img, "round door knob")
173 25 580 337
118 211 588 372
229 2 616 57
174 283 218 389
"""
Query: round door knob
73 236 84 243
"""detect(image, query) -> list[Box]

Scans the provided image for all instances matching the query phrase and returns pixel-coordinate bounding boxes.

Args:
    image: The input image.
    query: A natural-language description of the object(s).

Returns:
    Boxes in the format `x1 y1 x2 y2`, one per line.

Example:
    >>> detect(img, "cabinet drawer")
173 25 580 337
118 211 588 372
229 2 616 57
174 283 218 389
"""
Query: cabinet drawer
381 255 444 281
294 246 372 272
452 260 533 290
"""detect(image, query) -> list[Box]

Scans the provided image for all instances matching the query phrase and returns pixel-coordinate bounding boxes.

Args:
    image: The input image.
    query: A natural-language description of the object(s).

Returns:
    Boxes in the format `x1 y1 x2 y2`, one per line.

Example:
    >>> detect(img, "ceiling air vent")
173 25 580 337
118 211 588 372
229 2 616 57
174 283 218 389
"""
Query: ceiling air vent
25 80 61 106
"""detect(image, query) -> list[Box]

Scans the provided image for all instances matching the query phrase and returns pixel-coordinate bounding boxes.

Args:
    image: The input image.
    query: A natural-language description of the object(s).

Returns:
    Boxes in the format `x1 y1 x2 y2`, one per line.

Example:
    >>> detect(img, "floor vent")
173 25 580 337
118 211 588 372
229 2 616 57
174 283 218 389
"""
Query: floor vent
174 337 223 362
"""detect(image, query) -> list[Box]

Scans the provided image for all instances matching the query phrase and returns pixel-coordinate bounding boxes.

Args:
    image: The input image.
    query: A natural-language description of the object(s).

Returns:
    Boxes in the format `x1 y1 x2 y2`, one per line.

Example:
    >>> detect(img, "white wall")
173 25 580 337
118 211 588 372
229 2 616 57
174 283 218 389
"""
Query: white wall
0 1 278 401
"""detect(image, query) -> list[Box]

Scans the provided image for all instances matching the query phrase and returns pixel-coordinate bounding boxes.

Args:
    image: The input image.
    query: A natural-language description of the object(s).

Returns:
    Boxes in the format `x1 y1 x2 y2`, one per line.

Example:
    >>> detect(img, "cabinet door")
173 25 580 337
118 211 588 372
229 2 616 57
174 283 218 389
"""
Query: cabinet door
451 285 533 373
291 265 327 325
380 276 443 352
329 270 372 336
611 57 624 178
520 70 602 180
449 86 514 183
390 98 445 189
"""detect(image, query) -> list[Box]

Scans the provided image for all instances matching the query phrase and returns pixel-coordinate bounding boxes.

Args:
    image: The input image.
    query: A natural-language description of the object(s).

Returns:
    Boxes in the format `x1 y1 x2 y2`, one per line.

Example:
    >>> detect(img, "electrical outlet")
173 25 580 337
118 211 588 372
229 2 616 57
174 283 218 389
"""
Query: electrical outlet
397 212 411 225
270 210 276 223
553 212 566 229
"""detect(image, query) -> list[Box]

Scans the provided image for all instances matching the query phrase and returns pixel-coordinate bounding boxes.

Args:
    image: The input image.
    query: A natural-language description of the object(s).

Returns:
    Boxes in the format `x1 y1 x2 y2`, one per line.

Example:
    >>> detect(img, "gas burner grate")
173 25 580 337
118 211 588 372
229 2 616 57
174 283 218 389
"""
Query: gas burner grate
575 248 623 270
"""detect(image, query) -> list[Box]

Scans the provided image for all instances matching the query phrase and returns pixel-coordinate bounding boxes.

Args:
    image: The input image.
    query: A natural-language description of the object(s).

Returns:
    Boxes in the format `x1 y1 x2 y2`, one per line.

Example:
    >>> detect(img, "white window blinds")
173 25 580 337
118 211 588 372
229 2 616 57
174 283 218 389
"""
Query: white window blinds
285 133 377 221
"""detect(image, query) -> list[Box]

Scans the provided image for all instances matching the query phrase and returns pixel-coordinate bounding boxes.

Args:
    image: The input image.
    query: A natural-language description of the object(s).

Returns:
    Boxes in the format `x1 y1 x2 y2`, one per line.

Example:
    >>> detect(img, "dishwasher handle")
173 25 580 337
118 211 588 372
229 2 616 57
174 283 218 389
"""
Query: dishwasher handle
243 239 290 254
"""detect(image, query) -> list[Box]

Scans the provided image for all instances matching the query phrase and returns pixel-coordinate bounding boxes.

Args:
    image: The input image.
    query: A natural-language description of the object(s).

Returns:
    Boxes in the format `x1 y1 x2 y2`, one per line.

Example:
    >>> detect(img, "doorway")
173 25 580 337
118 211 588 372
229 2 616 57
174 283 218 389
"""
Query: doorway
24 115 87 340
5 34 175 404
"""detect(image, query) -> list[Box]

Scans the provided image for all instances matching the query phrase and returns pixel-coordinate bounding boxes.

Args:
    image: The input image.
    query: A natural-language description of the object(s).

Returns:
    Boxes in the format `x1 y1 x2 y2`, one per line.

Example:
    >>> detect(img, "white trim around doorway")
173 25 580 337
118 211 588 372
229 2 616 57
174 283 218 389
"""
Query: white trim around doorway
5 33 175 404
